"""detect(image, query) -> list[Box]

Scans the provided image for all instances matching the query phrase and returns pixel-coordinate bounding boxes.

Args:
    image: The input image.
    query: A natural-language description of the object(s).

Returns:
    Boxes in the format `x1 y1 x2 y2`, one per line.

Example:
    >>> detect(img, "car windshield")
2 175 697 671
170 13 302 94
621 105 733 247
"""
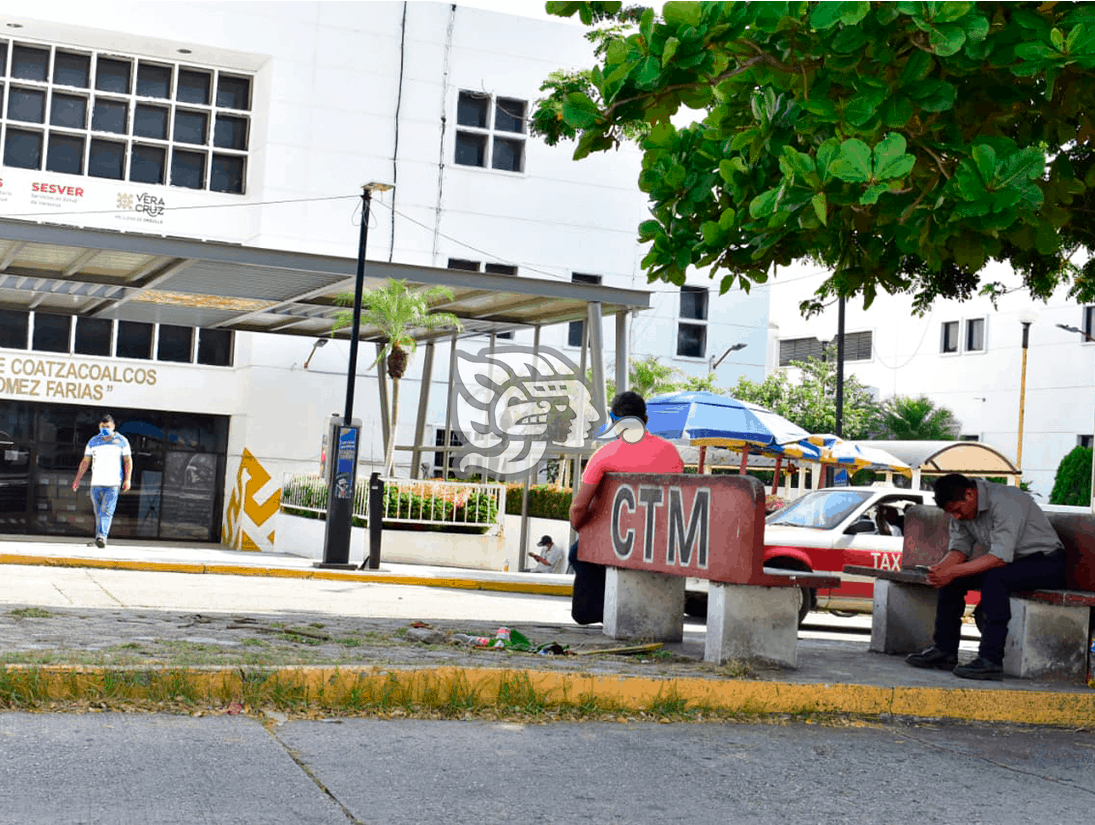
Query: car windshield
767 490 873 530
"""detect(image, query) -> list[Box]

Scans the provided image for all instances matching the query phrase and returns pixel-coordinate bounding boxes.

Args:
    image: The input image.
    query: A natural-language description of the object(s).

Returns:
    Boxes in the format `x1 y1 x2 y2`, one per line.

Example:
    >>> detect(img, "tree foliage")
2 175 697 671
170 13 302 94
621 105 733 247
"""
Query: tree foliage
877 394 961 439
1050 445 1092 505
535 1 1095 314
727 350 881 437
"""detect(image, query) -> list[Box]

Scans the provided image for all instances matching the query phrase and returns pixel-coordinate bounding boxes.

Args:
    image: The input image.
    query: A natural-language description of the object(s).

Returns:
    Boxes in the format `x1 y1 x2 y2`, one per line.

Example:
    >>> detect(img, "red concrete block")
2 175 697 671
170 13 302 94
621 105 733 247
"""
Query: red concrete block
578 473 772 584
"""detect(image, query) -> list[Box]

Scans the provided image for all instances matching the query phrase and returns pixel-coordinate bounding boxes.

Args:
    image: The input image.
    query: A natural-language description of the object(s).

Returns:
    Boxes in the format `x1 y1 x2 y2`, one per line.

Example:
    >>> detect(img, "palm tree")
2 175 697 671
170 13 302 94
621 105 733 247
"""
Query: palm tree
878 395 960 441
334 279 461 475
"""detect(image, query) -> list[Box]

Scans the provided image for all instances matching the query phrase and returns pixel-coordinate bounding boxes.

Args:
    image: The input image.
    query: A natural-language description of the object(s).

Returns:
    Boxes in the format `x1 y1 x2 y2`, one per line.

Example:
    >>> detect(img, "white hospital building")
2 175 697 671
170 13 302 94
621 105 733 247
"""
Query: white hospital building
0 2 771 550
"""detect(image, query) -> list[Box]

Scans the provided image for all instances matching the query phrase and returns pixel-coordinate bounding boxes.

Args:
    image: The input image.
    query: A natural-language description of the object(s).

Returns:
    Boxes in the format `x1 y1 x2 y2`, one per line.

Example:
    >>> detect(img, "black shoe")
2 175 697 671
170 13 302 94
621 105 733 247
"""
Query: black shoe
905 646 958 670
94 536 106 549
953 656 1003 681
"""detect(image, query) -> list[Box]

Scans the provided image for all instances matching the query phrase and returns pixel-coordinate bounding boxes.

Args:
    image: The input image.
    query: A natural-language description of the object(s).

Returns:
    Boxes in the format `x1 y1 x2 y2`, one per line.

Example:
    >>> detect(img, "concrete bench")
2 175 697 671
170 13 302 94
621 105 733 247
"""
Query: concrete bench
578 473 839 668
844 504 1095 681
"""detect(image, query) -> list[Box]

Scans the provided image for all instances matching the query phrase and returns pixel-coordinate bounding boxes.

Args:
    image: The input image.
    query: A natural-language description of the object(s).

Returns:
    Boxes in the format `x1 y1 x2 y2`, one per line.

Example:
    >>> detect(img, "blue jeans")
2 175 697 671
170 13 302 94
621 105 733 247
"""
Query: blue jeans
933 549 1066 664
90 486 120 541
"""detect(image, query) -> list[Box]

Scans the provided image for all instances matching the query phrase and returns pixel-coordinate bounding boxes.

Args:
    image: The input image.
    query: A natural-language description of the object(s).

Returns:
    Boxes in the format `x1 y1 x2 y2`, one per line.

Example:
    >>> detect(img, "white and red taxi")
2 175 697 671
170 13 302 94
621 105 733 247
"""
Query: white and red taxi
684 485 929 622
763 485 929 616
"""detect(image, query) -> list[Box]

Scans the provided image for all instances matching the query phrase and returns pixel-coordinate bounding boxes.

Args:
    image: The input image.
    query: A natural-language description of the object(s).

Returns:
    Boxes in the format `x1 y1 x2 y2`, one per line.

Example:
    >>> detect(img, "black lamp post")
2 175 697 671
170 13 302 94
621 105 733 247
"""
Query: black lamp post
319 182 393 568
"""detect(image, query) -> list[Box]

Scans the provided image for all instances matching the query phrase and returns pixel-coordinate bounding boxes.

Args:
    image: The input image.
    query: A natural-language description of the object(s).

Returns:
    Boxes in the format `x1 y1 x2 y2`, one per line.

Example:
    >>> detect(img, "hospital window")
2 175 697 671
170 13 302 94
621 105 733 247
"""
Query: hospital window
454 91 526 173
0 39 251 194
677 286 708 358
940 321 959 353
0 309 232 367
567 273 602 347
964 317 985 352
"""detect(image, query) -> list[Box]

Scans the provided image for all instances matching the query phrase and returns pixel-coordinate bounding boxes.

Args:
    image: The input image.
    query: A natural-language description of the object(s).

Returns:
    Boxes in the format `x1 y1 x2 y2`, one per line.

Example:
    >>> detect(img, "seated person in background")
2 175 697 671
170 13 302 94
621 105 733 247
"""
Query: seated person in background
905 473 1065 681
528 535 565 573
875 504 904 537
567 390 683 625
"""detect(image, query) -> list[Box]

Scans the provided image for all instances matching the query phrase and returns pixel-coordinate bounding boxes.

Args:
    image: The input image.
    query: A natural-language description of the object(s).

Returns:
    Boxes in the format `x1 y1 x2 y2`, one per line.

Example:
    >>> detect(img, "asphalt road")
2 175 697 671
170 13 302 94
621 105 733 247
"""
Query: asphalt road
1 713 1093 825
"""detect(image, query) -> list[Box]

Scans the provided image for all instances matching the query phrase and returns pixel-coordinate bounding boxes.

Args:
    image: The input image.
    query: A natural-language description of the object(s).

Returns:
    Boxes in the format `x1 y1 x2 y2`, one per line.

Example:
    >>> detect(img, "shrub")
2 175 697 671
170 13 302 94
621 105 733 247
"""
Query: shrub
280 474 500 532
504 483 573 520
1050 446 1092 506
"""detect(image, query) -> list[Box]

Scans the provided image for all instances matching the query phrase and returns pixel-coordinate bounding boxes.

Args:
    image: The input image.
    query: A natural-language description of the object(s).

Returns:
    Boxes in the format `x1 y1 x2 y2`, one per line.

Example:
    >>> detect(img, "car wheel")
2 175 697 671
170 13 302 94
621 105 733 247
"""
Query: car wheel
793 586 813 626
684 592 707 618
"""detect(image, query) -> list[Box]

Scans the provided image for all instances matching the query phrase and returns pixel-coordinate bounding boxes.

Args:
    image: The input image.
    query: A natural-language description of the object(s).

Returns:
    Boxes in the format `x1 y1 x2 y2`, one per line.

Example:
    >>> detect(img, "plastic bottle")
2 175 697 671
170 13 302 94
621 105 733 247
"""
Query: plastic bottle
452 633 490 647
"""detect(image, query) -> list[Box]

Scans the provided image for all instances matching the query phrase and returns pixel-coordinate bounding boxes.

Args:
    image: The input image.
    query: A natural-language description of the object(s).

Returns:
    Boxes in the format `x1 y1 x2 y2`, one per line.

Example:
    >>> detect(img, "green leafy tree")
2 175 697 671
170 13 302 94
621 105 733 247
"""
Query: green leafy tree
600 354 686 404
1050 445 1093 505
877 395 960 440
535 2 1095 314
729 350 881 438
333 279 461 476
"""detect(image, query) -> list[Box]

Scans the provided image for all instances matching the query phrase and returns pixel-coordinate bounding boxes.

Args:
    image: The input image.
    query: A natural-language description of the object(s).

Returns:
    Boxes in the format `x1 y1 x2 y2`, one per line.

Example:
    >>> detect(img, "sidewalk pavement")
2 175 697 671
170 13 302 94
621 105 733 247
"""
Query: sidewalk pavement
0 535 1092 728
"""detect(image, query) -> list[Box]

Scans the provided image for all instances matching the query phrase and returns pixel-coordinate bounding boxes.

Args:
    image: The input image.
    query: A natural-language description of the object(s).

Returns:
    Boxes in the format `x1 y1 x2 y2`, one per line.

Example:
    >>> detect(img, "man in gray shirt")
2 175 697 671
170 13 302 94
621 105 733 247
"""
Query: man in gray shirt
906 473 1065 680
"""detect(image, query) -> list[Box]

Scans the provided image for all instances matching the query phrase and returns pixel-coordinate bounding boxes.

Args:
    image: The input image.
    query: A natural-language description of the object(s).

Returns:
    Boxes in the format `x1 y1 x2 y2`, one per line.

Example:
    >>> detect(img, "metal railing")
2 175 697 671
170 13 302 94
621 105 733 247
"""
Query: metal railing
280 473 505 533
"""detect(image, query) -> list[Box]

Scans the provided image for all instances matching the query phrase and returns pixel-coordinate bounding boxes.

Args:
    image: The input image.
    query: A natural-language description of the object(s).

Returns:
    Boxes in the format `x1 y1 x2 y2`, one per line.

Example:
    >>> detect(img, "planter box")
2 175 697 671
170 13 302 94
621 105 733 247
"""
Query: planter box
274 510 507 571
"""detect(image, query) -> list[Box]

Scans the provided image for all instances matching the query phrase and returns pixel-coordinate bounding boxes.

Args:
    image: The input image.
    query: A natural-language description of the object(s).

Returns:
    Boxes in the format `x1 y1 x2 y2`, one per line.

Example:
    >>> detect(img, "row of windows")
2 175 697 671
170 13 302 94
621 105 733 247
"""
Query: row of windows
0 309 233 366
0 38 251 194
454 91 526 173
446 258 516 339
940 318 984 354
778 332 873 367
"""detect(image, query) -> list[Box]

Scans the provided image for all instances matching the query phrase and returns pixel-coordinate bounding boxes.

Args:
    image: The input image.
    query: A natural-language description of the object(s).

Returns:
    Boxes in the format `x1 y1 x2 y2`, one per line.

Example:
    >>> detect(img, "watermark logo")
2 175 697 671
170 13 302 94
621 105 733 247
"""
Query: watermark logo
450 345 604 480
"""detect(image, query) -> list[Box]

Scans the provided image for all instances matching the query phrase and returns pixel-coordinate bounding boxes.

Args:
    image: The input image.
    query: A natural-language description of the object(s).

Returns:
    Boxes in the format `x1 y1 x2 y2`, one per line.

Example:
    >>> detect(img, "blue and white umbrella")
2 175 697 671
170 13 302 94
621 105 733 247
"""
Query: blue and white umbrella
644 390 810 450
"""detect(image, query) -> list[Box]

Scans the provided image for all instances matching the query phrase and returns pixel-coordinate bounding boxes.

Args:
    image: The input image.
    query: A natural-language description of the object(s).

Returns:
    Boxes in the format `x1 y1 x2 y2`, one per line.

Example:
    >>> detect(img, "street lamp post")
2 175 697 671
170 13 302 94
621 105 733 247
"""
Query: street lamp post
708 342 747 373
1016 308 1037 471
319 182 393 568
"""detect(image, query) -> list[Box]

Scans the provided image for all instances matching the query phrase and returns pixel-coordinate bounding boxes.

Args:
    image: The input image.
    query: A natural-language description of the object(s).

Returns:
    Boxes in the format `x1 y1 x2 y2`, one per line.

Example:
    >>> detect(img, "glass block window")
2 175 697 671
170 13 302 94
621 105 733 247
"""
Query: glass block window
0 38 251 194
454 91 526 173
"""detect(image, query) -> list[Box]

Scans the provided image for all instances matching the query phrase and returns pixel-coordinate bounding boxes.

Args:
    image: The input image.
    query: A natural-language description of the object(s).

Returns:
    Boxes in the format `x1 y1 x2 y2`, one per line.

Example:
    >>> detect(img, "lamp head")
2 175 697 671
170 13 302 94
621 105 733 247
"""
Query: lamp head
1019 308 1038 325
363 182 394 193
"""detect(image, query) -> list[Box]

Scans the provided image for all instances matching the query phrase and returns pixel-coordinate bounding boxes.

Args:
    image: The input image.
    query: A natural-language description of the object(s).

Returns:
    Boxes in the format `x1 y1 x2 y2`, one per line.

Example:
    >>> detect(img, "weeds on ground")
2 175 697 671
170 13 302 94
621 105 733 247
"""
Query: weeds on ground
6 607 53 620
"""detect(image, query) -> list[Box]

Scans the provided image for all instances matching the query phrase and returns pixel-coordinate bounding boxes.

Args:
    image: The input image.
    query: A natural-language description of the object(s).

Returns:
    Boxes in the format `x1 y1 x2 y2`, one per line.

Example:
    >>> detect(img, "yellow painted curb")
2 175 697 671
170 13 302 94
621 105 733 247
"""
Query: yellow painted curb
0 554 573 597
3 665 1092 727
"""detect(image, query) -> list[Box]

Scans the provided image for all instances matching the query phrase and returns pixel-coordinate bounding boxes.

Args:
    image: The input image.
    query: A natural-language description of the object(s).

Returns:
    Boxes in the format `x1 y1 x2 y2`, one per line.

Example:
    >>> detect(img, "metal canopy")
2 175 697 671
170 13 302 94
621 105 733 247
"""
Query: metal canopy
0 219 652 340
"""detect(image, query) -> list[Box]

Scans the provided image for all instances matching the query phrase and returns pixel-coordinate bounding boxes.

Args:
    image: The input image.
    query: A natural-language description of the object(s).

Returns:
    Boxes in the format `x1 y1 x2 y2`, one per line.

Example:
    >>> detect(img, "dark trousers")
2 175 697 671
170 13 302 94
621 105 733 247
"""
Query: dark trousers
933 550 1066 664
568 540 605 625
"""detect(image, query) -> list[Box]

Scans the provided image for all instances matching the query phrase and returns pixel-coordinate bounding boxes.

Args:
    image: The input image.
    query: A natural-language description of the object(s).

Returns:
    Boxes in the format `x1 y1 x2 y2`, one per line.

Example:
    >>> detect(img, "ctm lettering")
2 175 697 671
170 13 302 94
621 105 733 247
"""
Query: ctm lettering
610 483 710 570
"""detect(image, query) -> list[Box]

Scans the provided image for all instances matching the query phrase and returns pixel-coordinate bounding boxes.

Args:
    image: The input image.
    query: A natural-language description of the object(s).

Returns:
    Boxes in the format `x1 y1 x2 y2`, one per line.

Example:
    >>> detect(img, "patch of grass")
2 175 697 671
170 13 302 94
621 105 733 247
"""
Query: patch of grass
336 636 364 648
647 684 689 717
7 607 53 620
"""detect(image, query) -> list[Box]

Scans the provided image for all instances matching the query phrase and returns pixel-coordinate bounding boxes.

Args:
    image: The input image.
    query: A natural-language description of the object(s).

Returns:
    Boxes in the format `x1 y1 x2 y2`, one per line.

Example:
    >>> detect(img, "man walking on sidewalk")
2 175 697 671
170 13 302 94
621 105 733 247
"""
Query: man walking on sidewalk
71 414 132 548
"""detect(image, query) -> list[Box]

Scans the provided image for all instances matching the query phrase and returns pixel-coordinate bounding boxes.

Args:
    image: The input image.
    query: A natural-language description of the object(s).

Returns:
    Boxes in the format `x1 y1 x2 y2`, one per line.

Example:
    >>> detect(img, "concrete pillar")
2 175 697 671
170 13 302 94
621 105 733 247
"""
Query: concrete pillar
602 567 684 642
869 579 938 654
705 582 799 668
1003 598 1089 681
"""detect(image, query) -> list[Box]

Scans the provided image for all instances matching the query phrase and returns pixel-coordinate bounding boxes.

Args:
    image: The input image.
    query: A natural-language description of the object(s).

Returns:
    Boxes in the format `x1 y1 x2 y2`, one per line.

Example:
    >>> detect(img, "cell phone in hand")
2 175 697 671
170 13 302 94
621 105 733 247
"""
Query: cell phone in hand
914 564 932 572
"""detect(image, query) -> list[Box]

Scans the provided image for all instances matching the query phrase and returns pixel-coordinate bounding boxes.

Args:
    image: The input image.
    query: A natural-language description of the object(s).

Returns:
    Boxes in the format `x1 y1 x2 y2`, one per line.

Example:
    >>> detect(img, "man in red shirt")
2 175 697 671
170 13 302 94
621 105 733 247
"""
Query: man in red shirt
568 391 684 624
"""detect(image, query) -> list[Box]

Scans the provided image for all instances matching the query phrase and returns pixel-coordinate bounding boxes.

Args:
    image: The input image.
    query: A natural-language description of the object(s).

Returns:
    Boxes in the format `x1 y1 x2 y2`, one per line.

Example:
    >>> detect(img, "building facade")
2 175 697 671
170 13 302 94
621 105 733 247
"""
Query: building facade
0 2 771 548
768 259 1094 501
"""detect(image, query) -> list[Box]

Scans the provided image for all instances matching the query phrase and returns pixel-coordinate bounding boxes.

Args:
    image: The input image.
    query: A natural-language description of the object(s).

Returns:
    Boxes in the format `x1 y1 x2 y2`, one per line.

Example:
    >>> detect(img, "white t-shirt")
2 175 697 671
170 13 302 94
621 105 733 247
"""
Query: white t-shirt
85 433 132 487
533 542 565 574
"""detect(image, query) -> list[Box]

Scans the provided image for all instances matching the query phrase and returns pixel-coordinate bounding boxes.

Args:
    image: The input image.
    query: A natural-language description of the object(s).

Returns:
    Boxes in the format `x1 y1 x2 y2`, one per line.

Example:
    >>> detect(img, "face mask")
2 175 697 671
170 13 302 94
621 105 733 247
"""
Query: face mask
100 427 112 438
